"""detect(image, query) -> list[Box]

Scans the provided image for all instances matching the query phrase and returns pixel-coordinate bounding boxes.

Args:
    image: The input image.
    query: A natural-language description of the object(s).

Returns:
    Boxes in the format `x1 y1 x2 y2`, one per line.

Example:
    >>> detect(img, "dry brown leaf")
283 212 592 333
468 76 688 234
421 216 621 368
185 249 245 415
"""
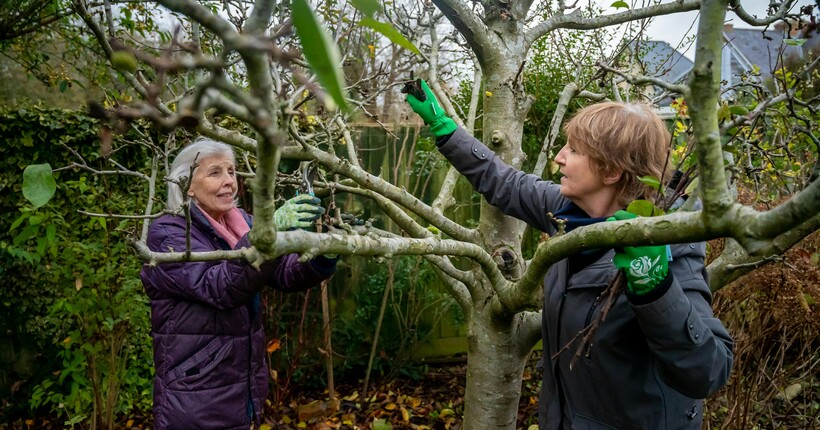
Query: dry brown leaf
400 406 410 422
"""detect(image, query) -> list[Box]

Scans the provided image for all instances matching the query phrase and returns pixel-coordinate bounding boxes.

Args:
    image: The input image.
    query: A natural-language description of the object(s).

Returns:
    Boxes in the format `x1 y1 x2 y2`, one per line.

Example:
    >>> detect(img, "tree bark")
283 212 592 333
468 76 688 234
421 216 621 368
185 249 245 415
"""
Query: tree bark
463 307 540 429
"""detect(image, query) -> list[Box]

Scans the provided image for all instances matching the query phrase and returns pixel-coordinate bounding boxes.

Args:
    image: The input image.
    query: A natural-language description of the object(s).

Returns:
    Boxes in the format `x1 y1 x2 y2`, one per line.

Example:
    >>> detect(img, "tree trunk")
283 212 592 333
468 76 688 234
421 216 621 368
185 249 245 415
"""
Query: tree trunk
477 58 530 280
462 308 537 430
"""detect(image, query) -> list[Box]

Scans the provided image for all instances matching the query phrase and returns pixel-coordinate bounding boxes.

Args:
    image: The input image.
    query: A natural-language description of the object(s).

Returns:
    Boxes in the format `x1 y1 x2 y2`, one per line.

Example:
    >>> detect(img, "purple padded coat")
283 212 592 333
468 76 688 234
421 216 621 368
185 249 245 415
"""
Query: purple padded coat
140 206 336 430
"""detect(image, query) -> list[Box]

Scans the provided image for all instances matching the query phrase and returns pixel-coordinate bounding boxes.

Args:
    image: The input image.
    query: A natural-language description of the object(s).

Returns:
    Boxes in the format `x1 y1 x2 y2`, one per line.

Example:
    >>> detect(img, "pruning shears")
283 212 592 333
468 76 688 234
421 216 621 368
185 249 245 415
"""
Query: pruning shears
400 71 427 102
299 162 317 196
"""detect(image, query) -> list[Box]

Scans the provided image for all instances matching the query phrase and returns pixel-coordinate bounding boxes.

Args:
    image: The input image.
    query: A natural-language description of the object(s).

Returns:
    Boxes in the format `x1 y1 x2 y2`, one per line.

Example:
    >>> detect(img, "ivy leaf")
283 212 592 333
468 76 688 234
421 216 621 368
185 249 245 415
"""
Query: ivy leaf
292 0 348 111
350 0 381 18
359 18 421 56
627 199 663 217
611 1 630 9
22 163 56 209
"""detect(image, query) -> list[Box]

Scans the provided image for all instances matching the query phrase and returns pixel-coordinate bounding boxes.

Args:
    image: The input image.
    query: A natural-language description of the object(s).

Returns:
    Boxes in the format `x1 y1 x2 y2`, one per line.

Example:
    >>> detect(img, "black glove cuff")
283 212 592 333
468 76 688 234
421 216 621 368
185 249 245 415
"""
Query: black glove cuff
626 272 673 306
310 255 338 275
435 133 455 147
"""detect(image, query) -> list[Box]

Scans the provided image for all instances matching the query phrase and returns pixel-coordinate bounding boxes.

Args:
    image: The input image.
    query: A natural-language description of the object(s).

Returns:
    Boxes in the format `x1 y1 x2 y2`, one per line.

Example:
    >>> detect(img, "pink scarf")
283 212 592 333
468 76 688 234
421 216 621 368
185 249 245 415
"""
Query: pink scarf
198 205 251 249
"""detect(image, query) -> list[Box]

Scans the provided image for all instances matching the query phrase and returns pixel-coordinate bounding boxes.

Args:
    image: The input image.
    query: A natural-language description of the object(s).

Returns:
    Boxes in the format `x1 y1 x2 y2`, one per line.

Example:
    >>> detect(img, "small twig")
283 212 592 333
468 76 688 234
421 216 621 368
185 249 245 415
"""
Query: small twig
78 210 169 219
725 255 783 270
552 271 625 369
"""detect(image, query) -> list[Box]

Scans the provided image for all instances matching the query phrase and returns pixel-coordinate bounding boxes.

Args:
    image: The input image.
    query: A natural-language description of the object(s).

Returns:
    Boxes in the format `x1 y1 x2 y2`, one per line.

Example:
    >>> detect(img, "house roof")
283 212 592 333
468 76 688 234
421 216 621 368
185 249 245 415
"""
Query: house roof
630 21 817 105
724 24 814 80
723 27 785 79
627 40 693 106
633 40 694 85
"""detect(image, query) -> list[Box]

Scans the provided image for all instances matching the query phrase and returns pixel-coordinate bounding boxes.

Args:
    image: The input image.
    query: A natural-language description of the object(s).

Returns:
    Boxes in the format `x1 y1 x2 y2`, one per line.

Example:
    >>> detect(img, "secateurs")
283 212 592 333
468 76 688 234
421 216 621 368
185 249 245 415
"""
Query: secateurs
401 71 427 102
300 162 318 196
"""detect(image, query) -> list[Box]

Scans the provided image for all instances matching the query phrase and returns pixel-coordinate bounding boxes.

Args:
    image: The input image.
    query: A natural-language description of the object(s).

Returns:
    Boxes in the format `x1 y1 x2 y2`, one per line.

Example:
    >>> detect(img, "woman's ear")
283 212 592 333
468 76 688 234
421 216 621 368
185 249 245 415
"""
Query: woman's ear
602 169 623 185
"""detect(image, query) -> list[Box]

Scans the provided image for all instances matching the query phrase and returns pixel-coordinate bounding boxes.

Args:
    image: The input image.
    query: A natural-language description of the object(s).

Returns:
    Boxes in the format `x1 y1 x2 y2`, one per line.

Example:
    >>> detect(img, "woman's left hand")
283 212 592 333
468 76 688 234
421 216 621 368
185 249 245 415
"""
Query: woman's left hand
274 194 325 230
607 210 669 295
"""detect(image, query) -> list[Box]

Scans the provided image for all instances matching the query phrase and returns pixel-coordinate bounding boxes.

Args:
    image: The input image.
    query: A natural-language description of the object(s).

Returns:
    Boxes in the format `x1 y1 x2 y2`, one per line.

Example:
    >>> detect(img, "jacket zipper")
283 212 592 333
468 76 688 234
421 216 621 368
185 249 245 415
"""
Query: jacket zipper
555 291 568 429
581 293 603 358
584 293 602 327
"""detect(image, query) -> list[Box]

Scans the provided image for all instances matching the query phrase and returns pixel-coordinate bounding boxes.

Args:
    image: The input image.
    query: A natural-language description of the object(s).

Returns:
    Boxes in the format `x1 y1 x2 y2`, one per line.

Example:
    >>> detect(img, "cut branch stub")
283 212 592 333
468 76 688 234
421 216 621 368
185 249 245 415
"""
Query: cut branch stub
492 245 519 272
491 130 507 148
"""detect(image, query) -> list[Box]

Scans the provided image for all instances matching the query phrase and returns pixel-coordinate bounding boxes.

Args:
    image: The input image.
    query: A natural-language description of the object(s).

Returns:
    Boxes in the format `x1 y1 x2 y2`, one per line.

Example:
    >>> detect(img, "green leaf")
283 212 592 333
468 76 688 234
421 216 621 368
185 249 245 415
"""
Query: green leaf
684 177 699 195
292 0 348 111
638 175 662 191
22 163 56 208
611 1 629 9
626 199 662 217
359 18 421 55
13 225 38 246
728 105 749 115
36 237 47 255
717 104 731 122
111 51 138 73
372 418 393 430
350 0 381 18
46 223 57 245
59 80 69 93
10 212 30 232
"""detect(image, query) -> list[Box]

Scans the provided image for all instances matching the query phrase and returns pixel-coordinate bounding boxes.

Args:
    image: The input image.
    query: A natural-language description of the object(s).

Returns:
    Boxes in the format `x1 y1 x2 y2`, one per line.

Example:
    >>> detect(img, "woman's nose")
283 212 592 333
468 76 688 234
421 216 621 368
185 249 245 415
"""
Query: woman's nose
223 173 236 186
555 147 566 165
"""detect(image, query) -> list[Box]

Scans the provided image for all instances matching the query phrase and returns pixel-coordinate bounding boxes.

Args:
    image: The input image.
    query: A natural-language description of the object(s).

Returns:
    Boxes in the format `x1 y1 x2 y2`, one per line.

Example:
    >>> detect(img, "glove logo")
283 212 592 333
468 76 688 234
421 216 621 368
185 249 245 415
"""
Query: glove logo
628 255 661 286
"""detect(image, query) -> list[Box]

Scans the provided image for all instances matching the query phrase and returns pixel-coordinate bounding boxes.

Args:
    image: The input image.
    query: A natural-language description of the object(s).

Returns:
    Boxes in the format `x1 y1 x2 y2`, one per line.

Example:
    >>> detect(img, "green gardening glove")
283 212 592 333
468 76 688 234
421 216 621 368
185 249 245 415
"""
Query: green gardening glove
402 78 458 137
274 194 325 231
607 210 669 295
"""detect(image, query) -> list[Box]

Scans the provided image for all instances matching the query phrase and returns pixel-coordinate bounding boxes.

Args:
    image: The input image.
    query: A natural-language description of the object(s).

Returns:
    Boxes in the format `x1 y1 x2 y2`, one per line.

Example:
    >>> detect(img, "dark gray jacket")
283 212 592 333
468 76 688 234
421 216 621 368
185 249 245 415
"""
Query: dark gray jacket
439 127 733 429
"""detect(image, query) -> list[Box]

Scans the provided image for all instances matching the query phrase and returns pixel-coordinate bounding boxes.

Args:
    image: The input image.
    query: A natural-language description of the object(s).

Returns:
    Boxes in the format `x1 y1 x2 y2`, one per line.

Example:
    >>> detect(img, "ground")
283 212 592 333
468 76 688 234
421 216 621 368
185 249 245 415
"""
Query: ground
262 361 542 430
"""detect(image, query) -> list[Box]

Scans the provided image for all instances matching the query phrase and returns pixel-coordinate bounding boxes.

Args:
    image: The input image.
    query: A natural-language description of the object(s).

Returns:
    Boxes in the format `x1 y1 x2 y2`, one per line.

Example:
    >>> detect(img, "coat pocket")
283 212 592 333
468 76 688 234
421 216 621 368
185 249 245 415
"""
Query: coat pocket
167 337 234 390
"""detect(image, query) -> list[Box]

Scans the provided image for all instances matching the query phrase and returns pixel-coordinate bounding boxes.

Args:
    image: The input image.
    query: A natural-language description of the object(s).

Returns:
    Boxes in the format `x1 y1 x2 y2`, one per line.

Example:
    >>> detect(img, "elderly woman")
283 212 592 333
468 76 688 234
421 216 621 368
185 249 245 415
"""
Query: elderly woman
405 81 734 429
140 138 337 429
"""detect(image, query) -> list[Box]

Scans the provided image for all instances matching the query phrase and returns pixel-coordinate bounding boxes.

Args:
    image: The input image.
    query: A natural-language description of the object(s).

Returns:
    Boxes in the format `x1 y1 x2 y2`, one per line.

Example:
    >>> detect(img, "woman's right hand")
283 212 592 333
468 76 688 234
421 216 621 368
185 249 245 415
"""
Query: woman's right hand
402 78 457 138
274 194 325 230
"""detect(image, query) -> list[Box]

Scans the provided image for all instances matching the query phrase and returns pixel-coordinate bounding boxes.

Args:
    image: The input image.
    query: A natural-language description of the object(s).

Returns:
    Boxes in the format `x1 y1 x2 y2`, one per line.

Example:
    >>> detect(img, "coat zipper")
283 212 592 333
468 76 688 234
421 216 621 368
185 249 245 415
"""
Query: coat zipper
584 293 602 327
581 293 603 358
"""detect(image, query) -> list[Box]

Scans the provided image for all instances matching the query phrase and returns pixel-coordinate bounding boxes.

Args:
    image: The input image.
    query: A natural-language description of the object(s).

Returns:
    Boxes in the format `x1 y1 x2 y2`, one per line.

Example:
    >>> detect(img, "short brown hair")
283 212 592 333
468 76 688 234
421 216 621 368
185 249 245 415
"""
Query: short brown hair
564 102 671 206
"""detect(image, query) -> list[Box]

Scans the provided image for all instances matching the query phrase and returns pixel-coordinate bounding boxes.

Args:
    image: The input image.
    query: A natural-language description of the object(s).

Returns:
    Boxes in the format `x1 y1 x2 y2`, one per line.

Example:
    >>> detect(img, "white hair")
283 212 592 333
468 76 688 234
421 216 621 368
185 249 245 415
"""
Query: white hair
167 138 236 211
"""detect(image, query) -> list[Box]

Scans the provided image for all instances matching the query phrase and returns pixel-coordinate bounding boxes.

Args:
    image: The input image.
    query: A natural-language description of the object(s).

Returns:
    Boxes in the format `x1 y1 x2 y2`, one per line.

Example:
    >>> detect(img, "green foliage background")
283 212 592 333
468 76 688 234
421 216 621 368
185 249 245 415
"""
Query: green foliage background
0 106 154 425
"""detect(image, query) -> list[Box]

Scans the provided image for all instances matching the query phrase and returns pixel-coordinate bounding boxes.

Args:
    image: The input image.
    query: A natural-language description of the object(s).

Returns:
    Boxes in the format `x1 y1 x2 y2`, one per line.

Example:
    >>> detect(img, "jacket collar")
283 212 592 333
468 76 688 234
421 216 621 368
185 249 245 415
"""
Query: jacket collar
551 202 609 233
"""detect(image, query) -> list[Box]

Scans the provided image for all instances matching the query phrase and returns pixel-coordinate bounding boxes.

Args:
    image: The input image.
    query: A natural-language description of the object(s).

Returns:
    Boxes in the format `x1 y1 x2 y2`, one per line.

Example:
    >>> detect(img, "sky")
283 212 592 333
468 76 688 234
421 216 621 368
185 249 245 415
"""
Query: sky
597 0 817 59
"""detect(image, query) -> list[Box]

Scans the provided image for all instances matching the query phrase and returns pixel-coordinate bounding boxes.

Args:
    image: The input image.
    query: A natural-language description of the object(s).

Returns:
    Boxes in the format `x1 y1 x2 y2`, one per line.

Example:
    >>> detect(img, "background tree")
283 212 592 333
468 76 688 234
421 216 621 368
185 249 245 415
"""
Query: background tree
6 0 818 429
